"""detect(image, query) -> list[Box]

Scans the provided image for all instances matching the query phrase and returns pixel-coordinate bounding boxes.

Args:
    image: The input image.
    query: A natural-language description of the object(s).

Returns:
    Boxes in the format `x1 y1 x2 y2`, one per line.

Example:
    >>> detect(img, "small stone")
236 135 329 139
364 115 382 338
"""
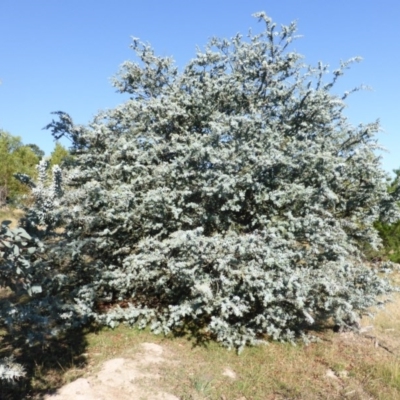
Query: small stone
222 367 237 379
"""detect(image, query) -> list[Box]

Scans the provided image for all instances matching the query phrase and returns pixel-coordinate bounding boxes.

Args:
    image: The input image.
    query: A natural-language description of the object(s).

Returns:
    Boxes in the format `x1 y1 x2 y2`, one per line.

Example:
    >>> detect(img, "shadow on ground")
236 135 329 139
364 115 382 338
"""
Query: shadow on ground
0 292 91 400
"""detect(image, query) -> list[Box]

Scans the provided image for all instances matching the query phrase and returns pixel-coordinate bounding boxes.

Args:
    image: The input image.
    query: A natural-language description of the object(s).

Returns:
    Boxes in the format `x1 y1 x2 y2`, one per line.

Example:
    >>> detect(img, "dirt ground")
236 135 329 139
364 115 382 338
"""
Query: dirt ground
44 342 180 400
44 341 242 400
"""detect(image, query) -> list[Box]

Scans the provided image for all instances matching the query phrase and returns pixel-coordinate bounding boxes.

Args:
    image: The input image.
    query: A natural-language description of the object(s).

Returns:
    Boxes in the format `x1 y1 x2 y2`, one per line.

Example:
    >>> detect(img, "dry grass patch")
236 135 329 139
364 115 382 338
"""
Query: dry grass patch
78 290 400 400
0 207 24 228
1 288 400 399
75 272 400 399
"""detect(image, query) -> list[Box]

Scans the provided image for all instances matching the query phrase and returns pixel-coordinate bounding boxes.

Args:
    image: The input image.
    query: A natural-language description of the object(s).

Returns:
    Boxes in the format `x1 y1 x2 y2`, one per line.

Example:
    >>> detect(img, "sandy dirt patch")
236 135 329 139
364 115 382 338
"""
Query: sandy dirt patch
45 342 179 400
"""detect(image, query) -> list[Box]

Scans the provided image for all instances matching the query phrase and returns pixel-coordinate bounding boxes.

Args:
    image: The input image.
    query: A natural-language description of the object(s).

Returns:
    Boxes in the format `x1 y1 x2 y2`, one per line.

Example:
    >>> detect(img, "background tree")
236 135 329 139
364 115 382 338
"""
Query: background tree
0 131 42 205
26 143 45 160
49 141 72 169
370 169 400 262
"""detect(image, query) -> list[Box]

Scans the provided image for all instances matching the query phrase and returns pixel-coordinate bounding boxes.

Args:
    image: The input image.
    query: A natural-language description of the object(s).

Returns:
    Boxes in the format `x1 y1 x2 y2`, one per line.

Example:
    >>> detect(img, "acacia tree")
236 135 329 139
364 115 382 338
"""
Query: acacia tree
43 12 400 349
2 13 400 362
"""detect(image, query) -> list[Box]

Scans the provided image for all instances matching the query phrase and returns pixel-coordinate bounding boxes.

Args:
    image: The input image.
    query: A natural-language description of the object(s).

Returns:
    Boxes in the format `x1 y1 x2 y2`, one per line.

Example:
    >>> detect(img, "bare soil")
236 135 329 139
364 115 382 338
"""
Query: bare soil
45 343 179 400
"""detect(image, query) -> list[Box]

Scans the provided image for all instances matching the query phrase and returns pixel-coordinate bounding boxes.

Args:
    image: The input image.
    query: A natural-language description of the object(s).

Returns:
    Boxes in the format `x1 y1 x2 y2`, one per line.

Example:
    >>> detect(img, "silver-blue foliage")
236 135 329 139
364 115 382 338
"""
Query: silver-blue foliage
2 12 400 364
49 12 400 350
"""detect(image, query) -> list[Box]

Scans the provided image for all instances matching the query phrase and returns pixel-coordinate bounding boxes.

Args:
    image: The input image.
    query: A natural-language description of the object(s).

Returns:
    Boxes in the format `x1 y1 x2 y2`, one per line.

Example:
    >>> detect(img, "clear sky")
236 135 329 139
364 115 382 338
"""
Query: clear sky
0 1 399 176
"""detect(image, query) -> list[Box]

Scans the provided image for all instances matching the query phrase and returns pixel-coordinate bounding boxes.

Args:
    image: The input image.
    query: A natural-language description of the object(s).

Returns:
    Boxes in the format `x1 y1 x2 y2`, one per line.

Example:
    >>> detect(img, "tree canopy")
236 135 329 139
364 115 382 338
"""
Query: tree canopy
42 12 400 348
49 141 72 169
26 144 45 160
1 13 400 380
0 131 42 205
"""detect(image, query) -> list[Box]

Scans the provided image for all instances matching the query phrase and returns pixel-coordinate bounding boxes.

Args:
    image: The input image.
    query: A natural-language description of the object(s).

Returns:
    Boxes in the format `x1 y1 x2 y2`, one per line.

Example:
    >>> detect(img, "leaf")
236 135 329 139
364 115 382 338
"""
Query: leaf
0 240 12 248
0 220 12 227
15 229 31 240
20 259 30 267
30 285 42 294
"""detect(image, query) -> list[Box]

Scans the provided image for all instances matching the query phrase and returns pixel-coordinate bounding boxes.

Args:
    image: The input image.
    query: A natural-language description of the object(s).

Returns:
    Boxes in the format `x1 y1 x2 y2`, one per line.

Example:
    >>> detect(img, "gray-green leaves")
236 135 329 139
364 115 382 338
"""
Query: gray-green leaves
3 12 400 361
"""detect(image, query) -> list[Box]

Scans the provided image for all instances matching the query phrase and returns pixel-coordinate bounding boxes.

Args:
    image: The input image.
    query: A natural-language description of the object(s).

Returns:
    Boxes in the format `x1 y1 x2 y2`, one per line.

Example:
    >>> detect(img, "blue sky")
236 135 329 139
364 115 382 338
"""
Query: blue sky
1 1 399 176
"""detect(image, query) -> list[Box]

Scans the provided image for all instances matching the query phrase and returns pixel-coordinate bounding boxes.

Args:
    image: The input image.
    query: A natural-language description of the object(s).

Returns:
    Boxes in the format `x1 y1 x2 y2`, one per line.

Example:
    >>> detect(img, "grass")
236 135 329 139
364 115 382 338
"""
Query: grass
75 303 400 400
1 207 400 399
0 207 24 229
3 290 399 399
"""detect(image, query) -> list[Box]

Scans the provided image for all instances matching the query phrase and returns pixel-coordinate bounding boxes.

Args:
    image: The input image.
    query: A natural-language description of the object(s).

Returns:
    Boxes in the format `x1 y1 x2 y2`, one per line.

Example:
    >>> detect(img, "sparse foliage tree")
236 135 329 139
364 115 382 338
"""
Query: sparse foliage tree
15 159 64 235
0 163 83 383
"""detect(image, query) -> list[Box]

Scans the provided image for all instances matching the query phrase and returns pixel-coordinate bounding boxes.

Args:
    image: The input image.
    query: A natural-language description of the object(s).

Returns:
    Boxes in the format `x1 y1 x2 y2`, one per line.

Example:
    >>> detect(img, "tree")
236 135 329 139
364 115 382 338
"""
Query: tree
26 143 45 160
0 160 65 383
370 169 400 263
43 12 400 350
49 141 72 169
0 131 41 204
2 12 400 366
